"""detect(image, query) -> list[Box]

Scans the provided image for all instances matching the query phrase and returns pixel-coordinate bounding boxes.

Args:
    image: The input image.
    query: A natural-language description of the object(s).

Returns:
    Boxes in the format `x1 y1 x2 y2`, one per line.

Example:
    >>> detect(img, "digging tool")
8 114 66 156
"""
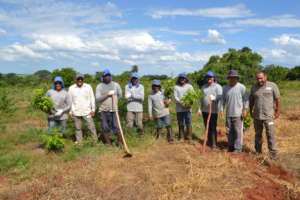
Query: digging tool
112 94 133 158
202 100 212 153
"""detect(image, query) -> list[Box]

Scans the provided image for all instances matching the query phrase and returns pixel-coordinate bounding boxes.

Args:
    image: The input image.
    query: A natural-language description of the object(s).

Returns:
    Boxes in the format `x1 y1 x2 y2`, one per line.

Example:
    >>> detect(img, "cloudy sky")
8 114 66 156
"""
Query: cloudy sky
0 0 299 75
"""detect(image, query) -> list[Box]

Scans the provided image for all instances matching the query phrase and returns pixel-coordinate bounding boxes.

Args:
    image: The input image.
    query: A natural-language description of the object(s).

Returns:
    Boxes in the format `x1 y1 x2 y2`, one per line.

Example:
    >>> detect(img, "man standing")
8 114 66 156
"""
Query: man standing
95 69 122 145
125 72 144 135
69 74 98 144
250 72 280 158
222 70 248 153
148 80 173 143
46 76 70 134
174 73 194 141
198 72 223 149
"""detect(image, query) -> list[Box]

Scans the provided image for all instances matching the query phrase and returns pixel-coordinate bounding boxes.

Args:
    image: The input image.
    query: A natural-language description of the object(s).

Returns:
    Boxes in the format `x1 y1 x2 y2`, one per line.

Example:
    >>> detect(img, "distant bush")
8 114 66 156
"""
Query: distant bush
52 68 77 87
263 65 289 82
0 88 15 114
287 66 300 80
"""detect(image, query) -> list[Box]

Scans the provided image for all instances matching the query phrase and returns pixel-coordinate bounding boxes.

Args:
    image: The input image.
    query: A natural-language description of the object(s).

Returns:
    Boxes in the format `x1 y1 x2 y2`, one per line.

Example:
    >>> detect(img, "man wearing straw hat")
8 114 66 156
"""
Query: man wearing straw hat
222 70 249 153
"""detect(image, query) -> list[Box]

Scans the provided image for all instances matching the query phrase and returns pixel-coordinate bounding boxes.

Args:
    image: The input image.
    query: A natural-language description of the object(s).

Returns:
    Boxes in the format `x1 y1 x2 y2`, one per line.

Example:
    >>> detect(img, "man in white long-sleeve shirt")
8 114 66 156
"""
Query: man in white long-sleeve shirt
69 74 98 144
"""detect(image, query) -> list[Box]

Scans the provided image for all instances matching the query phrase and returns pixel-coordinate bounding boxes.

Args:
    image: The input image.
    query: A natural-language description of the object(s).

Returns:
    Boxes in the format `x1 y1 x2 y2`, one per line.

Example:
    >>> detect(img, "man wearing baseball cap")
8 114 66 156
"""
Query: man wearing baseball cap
221 70 249 153
68 73 98 145
125 72 145 135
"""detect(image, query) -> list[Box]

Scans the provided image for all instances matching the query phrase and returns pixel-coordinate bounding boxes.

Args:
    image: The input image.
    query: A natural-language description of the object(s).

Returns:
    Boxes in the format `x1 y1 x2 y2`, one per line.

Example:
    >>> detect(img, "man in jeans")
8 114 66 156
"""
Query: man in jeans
95 69 122 145
148 80 173 143
46 76 71 134
174 73 194 141
125 72 144 135
222 70 249 153
69 74 98 144
250 71 280 159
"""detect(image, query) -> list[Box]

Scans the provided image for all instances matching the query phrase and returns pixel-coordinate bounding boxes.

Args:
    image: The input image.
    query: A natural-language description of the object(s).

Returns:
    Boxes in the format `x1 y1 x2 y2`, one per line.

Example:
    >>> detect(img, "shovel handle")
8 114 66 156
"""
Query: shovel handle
202 102 212 153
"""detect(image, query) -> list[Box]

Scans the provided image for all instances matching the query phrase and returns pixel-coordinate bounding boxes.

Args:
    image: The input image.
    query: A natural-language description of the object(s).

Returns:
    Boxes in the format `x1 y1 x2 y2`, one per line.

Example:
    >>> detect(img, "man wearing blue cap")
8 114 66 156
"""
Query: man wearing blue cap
125 72 145 135
95 69 122 145
197 72 223 148
222 70 249 153
148 80 173 142
46 76 71 133
174 73 194 141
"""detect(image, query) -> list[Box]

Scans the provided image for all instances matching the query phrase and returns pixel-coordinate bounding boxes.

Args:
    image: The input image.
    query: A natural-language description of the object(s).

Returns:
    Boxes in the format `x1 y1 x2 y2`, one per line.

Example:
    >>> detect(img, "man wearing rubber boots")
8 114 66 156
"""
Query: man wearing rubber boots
96 69 122 146
250 71 280 159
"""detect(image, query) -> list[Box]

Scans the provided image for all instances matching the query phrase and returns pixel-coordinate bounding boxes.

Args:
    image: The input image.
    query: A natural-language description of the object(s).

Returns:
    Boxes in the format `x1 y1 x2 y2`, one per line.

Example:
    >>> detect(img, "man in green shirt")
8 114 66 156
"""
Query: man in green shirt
250 71 280 159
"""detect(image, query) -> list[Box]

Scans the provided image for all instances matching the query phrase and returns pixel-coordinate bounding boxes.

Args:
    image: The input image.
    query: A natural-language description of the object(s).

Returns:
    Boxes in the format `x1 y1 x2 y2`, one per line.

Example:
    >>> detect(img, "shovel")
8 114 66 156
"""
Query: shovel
112 95 133 158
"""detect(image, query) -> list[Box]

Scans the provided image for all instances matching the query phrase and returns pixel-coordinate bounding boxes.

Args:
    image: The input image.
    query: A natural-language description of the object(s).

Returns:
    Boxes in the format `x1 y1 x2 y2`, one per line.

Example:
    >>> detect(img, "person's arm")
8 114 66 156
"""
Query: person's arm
148 95 153 119
63 91 71 113
249 86 255 117
125 85 131 100
89 85 96 114
96 84 110 103
173 86 181 103
242 86 249 118
68 88 74 117
273 84 281 119
116 83 122 99
132 85 144 101
216 85 223 112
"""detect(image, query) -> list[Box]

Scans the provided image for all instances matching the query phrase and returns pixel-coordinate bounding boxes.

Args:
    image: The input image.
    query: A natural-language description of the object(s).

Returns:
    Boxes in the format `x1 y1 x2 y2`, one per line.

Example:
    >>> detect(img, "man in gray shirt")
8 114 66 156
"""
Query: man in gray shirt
250 71 280 158
174 73 194 141
222 70 249 153
198 72 223 149
125 72 144 135
148 80 173 143
46 76 71 134
95 69 122 146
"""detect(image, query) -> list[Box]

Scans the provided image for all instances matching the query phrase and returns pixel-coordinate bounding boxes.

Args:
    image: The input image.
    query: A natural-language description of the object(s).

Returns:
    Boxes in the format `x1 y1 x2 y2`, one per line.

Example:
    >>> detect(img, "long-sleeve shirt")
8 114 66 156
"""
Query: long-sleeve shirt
125 84 144 112
148 91 170 118
46 89 71 120
68 83 95 116
95 81 122 112
200 83 223 114
222 82 249 117
174 83 194 112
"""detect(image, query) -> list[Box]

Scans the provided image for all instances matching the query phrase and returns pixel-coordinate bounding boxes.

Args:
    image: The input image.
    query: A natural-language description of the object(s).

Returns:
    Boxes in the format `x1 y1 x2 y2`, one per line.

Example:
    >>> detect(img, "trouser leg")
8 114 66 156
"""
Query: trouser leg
136 112 144 135
209 114 218 148
74 116 83 143
264 119 277 154
254 119 264 153
59 120 67 134
177 112 185 140
111 112 121 135
185 112 192 140
232 117 243 152
226 117 234 151
84 116 98 143
100 112 112 145
126 111 134 128
48 119 57 131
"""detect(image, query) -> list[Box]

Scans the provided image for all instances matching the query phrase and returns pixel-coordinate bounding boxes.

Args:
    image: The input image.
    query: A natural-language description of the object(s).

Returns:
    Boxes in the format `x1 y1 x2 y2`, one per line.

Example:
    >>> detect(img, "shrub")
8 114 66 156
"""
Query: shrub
43 134 65 152
243 115 252 129
0 88 14 114
32 88 54 113
181 90 203 107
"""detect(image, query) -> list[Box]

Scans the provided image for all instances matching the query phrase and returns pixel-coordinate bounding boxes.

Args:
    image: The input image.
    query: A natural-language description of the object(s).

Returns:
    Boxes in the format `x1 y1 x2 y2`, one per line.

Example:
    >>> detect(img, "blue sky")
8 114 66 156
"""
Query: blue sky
0 0 300 75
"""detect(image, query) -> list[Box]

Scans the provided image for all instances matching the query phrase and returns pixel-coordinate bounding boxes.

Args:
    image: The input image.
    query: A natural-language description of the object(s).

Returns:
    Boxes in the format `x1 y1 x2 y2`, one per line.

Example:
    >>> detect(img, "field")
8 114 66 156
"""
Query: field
0 81 300 200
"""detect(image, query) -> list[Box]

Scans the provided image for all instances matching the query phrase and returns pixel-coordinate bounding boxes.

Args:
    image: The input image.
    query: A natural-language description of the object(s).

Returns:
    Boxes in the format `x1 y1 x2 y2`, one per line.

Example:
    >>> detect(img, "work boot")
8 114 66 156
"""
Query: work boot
138 129 144 137
178 126 184 141
156 128 162 139
166 127 174 143
186 127 193 141
103 133 112 146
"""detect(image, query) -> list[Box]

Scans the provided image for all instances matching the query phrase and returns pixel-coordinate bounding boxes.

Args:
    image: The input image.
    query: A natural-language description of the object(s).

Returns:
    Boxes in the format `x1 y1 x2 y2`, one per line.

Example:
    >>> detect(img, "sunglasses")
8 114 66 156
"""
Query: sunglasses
77 77 84 81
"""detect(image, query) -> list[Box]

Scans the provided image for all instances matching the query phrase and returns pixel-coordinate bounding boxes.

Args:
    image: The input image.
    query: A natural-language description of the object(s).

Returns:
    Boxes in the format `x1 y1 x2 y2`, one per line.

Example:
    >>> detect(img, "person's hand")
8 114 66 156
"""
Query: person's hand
242 110 247 118
209 94 216 101
54 109 64 117
148 115 153 121
69 113 74 119
107 90 115 96
275 110 280 119
164 99 171 105
125 93 132 99
219 112 224 119
90 111 95 117
197 109 202 116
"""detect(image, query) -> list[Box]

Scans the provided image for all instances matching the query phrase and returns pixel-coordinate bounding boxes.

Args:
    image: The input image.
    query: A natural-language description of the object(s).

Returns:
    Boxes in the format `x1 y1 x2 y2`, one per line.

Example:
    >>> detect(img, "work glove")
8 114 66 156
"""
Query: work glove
125 92 132 99
108 90 115 96
209 94 216 101
54 109 64 117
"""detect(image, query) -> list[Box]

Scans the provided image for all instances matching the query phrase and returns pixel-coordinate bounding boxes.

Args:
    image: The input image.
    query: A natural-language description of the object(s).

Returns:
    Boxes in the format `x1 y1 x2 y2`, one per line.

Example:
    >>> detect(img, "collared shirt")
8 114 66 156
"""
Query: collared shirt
222 82 249 117
68 83 95 116
95 81 122 112
174 83 194 112
148 91 170 118
125 84 144 112
250 81 280 120
200 83 223 114
46 89 71 120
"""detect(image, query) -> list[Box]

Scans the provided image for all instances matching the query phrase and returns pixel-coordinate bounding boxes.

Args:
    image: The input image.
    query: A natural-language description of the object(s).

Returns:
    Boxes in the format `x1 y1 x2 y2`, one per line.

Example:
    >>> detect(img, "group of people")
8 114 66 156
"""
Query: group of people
46 69 280 158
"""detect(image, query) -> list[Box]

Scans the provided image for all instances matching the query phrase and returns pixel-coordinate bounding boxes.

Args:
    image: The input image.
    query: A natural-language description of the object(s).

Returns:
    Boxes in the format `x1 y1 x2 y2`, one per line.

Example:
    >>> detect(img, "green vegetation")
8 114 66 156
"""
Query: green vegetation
32 88 54 113
181 90 202 107
43 134 65 152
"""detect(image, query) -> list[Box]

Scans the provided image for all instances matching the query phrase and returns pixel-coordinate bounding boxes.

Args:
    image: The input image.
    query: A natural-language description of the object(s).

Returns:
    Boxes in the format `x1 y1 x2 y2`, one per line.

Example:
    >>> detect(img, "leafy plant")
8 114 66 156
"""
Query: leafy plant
43 134 65 152
181 90 202 107
243 115 252 129
32 88 54 113
0 88 14 114
163 79 175 98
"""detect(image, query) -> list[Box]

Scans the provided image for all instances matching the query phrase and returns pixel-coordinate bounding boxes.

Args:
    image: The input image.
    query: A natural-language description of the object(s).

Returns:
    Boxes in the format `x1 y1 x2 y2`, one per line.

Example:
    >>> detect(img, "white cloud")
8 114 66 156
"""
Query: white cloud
149 4 253 19
220 14 300 28
96 54 120 61
11 44 51 59
0 28 6 34
260 34 300 66
90 62 100 67
200 29 227 45
158 28 200 35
